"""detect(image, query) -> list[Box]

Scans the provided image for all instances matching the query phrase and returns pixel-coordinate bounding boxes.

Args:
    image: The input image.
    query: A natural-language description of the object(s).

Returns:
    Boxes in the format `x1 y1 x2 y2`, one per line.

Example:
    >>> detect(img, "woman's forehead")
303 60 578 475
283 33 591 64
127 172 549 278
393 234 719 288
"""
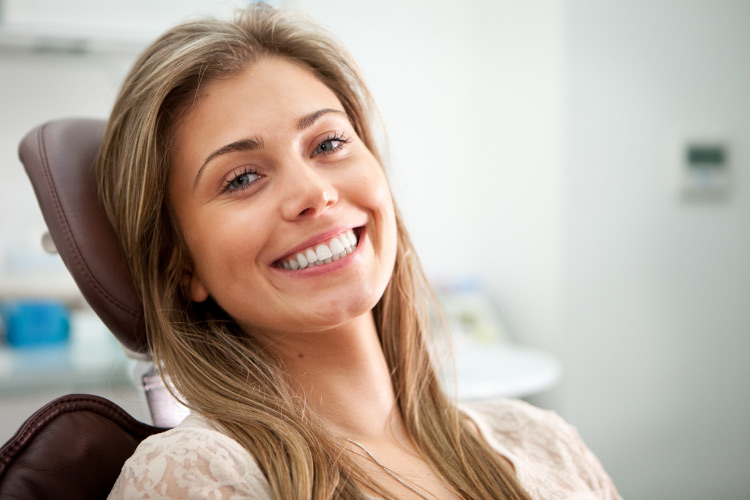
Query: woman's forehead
177 57 344 139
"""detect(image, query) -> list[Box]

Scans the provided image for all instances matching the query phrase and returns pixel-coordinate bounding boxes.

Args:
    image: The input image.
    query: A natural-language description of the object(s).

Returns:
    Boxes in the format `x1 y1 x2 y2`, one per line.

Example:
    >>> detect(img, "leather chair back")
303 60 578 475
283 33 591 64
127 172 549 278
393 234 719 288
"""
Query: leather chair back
0 394 164 499
18 118 148 355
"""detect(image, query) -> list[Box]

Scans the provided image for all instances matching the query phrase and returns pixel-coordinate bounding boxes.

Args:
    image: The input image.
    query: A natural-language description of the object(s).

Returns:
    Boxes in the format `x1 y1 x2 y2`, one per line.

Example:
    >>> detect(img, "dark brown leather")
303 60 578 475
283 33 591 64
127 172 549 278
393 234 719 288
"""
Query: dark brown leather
0 394 165 499
18 119 147 354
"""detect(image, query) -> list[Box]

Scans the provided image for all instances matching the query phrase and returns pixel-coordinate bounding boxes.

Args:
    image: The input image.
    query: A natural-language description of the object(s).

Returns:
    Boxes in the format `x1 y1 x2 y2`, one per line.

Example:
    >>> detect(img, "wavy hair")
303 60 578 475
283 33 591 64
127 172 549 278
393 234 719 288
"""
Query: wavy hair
97 4 530 499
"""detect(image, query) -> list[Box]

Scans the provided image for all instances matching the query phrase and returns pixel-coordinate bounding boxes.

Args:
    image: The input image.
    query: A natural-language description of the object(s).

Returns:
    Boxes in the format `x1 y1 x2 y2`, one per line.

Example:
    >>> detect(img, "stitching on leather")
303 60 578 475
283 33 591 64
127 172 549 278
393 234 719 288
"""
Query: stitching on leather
36 122 139 319
0 394 165 478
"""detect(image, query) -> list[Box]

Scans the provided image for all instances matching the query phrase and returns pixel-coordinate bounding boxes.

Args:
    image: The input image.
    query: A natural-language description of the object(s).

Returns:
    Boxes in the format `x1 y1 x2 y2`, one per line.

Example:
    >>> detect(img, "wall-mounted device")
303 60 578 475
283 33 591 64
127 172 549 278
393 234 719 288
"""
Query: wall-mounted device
672 135 731 201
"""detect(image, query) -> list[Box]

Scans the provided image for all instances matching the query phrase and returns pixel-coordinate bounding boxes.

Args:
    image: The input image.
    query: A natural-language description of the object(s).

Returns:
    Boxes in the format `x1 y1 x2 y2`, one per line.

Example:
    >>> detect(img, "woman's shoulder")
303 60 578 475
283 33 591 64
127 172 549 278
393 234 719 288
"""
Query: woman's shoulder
123 413 252 463
107 414 272 499
461 398 577 459
462 398 569 438
462 399 622 500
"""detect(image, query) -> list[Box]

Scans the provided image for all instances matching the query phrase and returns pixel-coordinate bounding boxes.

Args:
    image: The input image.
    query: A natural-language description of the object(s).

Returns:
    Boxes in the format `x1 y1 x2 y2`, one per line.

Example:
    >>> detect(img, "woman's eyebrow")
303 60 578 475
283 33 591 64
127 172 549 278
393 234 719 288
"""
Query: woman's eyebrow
298 108 345 130
193 136 264 189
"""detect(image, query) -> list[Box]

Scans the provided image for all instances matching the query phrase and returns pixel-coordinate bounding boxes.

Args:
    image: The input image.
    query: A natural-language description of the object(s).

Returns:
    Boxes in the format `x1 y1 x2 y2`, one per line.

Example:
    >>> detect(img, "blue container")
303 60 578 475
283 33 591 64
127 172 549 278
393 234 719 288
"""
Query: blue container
5 300 70 347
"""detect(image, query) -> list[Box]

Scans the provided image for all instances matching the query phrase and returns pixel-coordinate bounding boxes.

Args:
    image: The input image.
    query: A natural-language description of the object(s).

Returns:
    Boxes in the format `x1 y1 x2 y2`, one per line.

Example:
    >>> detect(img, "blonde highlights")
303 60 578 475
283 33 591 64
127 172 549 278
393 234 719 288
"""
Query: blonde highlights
97 4 530 499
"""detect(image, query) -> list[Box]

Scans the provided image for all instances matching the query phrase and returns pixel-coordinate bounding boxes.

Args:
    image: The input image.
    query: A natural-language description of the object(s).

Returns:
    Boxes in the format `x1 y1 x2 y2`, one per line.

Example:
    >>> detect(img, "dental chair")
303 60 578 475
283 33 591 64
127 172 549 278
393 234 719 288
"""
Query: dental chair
0 118 186 499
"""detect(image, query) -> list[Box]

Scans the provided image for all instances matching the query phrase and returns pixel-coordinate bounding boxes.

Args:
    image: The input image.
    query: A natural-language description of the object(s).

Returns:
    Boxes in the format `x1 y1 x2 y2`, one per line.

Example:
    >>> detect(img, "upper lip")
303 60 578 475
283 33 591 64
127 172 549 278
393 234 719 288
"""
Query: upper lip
273 224 363 264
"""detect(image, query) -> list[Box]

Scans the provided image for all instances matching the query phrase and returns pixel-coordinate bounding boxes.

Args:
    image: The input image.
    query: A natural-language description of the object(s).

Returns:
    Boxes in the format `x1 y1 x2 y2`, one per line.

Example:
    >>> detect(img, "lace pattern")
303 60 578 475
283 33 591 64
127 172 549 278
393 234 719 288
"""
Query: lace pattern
108 414 271 499
108 399 621 499
462 399 621 500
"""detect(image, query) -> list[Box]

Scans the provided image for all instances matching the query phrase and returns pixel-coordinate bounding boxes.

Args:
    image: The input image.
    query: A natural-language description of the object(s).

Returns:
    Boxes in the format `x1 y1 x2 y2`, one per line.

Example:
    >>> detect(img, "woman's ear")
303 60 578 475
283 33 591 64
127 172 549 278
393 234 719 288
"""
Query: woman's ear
183 270 209 303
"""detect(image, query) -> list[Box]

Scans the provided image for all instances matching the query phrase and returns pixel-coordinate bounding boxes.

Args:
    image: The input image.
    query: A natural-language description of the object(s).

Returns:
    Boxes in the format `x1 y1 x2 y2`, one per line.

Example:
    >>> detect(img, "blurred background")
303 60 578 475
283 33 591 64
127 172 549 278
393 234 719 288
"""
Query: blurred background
0 1 748 498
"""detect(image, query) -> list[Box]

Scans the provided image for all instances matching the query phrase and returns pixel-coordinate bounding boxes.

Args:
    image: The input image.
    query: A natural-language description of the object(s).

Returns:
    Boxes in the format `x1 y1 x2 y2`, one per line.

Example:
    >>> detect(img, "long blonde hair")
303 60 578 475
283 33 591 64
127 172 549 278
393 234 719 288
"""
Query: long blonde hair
97 4 530 499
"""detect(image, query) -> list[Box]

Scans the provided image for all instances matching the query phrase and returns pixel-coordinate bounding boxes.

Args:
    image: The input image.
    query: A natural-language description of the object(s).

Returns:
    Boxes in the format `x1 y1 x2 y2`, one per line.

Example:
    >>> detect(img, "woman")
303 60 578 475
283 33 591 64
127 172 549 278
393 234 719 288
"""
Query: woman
101 4 620 499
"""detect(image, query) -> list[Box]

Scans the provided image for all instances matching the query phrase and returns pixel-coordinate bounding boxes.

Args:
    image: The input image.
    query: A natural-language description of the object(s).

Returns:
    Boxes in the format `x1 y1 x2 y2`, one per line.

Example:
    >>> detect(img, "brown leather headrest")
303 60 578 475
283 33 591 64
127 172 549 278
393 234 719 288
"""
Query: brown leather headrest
18 118 148 354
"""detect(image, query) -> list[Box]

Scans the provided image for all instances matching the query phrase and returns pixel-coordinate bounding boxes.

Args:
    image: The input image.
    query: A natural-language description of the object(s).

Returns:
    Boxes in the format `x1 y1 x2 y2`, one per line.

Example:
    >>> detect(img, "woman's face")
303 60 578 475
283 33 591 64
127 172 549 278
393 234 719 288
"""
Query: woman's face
169 57 397 339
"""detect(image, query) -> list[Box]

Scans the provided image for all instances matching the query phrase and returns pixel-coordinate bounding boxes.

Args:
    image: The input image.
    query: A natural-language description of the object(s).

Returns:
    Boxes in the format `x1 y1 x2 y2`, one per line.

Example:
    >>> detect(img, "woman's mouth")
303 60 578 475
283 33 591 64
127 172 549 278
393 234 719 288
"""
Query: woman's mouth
275 228 359 270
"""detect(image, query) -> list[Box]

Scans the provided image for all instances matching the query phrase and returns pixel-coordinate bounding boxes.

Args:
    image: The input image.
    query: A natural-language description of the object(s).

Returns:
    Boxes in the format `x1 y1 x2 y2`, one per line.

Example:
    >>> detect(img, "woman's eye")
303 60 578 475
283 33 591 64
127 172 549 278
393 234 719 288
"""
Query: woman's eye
312 134 349 157
223 169 260 193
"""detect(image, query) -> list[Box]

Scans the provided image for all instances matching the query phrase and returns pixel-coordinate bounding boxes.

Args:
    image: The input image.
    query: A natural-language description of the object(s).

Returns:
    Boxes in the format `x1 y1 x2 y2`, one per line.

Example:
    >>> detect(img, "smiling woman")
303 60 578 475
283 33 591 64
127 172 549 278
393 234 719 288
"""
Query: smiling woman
169 58 397 339
97 3 620 500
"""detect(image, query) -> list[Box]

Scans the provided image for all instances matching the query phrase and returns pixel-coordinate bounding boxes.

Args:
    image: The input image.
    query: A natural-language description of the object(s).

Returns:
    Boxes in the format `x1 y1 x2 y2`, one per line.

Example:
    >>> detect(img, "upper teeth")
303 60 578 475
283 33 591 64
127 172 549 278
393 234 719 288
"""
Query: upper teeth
279 229 358 270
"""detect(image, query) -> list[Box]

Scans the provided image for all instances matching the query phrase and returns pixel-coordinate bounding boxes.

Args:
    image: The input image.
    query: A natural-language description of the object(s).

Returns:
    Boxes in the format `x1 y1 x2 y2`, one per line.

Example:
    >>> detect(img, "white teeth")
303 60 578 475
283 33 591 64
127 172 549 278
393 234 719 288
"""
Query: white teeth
315 244 333 261
329 237 345 255
305 248 318 265
279 230 359 270
296 252 308 269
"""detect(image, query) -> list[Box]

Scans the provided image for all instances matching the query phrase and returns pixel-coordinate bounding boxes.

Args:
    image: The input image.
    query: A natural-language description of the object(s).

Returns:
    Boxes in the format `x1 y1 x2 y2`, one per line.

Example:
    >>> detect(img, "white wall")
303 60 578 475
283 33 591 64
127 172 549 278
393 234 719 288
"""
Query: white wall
563 2 750 499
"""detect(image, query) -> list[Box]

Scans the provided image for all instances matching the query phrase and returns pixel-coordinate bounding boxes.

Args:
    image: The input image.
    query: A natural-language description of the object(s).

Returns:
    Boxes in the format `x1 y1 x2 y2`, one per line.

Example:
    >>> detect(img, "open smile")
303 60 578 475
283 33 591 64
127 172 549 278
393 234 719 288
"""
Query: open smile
274 228 361 270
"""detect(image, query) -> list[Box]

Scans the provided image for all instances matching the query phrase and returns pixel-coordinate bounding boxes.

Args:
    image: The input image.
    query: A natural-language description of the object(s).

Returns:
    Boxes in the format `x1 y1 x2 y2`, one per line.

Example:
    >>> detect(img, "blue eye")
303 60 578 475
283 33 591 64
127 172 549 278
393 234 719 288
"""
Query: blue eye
313 134 349 156
224 169 260 193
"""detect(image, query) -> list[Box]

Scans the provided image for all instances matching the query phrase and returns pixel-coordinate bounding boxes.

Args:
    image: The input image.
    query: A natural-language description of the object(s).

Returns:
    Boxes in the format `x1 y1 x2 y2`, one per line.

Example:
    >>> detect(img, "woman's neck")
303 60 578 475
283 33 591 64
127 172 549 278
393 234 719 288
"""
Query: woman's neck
261 312 401 441
257 314 462 500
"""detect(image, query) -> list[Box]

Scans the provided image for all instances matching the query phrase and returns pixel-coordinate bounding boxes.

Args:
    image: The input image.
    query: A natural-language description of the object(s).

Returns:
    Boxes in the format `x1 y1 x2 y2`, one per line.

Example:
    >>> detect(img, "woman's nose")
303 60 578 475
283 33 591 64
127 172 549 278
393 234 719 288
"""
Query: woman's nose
279 159 338 220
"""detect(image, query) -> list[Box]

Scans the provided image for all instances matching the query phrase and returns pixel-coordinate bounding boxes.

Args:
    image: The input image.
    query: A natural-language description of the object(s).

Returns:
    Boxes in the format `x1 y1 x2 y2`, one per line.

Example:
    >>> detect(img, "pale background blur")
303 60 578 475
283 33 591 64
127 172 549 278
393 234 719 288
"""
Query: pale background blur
1 1 748 498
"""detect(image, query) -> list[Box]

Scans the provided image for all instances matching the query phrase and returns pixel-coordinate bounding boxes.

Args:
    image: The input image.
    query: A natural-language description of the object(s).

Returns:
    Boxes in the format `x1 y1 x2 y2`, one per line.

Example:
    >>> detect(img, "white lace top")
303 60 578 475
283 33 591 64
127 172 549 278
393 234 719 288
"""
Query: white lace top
108 399 621 499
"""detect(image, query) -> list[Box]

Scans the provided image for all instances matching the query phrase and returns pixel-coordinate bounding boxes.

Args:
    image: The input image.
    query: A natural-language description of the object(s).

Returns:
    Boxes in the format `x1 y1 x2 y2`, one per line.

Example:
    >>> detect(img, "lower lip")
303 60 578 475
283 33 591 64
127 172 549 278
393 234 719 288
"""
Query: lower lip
272 228 365 278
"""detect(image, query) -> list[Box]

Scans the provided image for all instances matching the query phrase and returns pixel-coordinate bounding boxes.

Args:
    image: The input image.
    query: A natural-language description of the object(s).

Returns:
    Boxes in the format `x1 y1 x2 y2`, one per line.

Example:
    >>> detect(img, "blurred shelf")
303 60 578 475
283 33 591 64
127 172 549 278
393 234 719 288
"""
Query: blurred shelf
0 308 133 395
0 273 83 303
434 283 561 400
451 343 562 400
0 338 133 394
0 342 132 394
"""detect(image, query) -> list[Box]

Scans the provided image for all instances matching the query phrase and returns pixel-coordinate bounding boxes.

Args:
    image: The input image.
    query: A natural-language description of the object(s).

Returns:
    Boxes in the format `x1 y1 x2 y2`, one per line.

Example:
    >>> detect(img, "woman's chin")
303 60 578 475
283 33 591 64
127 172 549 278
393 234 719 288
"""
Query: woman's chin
239 298 376 340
